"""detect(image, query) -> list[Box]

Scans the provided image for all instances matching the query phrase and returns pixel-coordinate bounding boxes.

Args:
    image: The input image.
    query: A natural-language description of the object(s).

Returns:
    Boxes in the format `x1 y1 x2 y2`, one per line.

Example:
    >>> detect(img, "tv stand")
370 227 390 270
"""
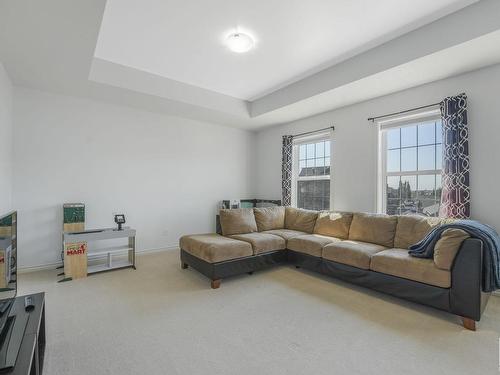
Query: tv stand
1 293 45 375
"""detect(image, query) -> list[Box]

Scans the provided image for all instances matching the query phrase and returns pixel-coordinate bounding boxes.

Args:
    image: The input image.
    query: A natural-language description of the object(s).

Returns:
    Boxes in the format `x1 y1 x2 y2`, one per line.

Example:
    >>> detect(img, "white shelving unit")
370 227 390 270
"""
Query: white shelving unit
63 227 136 275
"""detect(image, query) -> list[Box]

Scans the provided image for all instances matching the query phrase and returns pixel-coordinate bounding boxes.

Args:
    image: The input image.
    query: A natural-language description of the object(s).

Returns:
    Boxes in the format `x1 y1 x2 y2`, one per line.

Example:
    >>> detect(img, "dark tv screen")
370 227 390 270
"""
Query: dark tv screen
0 211 17 302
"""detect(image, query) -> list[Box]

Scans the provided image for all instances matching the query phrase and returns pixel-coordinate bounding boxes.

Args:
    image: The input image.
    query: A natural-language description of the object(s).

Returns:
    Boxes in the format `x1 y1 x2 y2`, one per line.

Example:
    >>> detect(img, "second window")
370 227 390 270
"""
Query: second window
293 137 331 211
382 118 442 216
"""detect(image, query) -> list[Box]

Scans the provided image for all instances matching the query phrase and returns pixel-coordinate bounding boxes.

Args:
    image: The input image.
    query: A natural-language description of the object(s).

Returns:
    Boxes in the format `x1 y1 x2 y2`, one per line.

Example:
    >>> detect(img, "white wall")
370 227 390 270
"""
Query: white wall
10 63 500 269
13 87 256 269
0 63 13 214
255 63 500 231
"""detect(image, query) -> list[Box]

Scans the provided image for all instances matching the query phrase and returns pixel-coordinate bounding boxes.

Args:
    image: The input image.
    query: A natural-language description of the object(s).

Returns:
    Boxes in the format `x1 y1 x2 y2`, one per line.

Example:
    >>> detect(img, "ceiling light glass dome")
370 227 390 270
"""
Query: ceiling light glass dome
225 32 255 53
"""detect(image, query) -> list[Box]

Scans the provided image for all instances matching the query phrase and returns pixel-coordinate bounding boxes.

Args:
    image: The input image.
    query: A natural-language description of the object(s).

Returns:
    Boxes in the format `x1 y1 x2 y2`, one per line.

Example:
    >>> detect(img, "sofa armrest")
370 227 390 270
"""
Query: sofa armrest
450 238 488 321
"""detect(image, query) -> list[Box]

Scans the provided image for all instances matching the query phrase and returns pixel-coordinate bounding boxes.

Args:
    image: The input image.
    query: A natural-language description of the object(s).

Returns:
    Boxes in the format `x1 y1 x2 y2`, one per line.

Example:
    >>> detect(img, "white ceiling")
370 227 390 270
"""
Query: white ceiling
2 0 500 130
253 29 500 125
95 0 478 100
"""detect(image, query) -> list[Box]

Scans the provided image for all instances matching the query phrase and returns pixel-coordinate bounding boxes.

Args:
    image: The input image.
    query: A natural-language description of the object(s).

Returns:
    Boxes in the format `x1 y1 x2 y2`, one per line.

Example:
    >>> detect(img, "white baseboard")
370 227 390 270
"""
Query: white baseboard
493 291 500 297
137 245 179 255
18 245 179 274
18 261 63 274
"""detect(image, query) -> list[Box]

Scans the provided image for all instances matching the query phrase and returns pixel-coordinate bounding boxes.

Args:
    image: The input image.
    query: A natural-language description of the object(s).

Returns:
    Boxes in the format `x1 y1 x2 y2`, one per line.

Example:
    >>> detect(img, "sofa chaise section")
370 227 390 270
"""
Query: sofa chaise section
179 233 253 263
180 233 287 289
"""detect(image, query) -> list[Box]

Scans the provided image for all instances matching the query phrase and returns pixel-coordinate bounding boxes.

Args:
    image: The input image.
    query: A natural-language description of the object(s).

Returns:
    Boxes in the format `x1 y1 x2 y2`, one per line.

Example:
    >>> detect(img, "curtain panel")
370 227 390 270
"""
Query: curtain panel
439 93 470 219
282 135 294 206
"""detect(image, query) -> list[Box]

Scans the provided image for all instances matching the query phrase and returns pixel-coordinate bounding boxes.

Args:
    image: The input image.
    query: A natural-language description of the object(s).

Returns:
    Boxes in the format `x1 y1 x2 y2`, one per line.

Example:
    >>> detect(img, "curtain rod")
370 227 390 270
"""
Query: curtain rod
367 102 441 122
292 126 334 138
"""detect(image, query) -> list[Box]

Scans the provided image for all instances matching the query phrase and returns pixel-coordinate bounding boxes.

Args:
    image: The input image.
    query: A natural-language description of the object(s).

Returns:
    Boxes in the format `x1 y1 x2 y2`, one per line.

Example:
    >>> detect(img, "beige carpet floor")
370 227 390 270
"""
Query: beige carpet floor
19 250 500 375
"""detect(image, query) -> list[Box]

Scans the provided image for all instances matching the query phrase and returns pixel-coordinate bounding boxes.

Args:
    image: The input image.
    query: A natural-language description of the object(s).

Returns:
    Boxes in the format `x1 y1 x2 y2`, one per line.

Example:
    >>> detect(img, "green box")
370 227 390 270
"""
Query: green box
63 204 85 224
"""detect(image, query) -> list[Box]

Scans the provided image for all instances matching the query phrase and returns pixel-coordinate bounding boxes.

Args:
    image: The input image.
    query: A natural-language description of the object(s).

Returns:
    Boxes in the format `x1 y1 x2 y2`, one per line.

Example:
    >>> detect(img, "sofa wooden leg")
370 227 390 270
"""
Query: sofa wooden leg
181 262 188 269
247 271 253 275
462 317 476 331
295 265 301 269
211 279 221 289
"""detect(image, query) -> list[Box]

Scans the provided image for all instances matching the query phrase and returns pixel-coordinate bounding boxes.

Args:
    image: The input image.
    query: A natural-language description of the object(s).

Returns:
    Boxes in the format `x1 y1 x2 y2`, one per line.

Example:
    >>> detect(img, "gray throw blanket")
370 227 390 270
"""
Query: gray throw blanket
408 220 500 292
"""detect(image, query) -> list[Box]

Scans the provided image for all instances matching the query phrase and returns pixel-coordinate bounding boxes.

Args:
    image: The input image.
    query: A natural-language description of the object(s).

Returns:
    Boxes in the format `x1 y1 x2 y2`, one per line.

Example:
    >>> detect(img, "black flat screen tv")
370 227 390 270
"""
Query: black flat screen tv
0 211 20 371
0 211 16 306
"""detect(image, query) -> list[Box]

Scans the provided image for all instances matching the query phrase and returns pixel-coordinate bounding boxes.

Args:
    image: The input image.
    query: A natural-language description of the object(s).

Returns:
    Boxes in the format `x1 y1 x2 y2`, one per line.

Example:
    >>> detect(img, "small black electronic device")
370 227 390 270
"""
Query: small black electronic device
24 296 34 312
114 214 126 231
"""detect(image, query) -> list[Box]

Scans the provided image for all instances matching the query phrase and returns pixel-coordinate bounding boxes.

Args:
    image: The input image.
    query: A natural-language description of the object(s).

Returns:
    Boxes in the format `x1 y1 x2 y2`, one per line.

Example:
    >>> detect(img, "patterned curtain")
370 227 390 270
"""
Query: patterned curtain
439 93 470 219
282 135 294 206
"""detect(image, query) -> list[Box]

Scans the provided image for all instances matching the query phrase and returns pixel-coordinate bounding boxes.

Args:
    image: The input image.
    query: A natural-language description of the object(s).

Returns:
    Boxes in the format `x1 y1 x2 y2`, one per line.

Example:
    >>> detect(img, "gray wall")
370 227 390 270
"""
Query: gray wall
255 63 500 231
13 87 256 269
0 63 13 214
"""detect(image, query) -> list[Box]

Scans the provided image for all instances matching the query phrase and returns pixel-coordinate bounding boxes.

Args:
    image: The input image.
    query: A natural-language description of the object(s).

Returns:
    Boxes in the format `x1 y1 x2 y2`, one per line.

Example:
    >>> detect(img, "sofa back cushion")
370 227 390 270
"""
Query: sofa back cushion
313 211 353 239
253 206 285 232
433 228 470 270
348 212 398 247
285 207 318 233
219 208 258 236
394 215 443 249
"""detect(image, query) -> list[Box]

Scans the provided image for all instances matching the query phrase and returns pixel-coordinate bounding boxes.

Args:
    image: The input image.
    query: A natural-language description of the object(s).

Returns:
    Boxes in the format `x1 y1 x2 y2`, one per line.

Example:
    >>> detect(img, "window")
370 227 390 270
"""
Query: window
292 136 331 210
380 117 442 216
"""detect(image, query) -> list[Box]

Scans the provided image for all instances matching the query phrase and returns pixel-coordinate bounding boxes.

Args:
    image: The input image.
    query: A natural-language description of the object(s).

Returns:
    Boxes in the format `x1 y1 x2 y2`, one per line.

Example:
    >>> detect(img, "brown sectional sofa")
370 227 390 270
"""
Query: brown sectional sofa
179 207 490 330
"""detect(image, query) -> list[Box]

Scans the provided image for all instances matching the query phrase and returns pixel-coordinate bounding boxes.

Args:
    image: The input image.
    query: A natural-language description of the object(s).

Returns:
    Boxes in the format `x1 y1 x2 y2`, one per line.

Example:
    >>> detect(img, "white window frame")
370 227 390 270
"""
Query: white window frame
377 109 442 215
291 131 333 210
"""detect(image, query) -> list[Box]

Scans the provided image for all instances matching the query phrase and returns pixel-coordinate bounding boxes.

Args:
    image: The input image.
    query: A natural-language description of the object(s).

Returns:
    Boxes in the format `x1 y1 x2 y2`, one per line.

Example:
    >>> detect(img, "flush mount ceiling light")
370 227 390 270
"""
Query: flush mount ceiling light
225 32 255 53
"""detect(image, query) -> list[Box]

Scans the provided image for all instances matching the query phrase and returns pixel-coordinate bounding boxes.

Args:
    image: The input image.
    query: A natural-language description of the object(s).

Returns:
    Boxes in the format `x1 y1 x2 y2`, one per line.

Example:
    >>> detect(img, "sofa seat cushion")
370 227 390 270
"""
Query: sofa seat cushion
179 233 253 263
322 240 387 269
287 234 341 257
285 207 318 233
229 233 286 255
370 248 451 288
219 208 258 236
262 229 308 240
348 213 398 247
313 211 353 239
254 206 285 231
